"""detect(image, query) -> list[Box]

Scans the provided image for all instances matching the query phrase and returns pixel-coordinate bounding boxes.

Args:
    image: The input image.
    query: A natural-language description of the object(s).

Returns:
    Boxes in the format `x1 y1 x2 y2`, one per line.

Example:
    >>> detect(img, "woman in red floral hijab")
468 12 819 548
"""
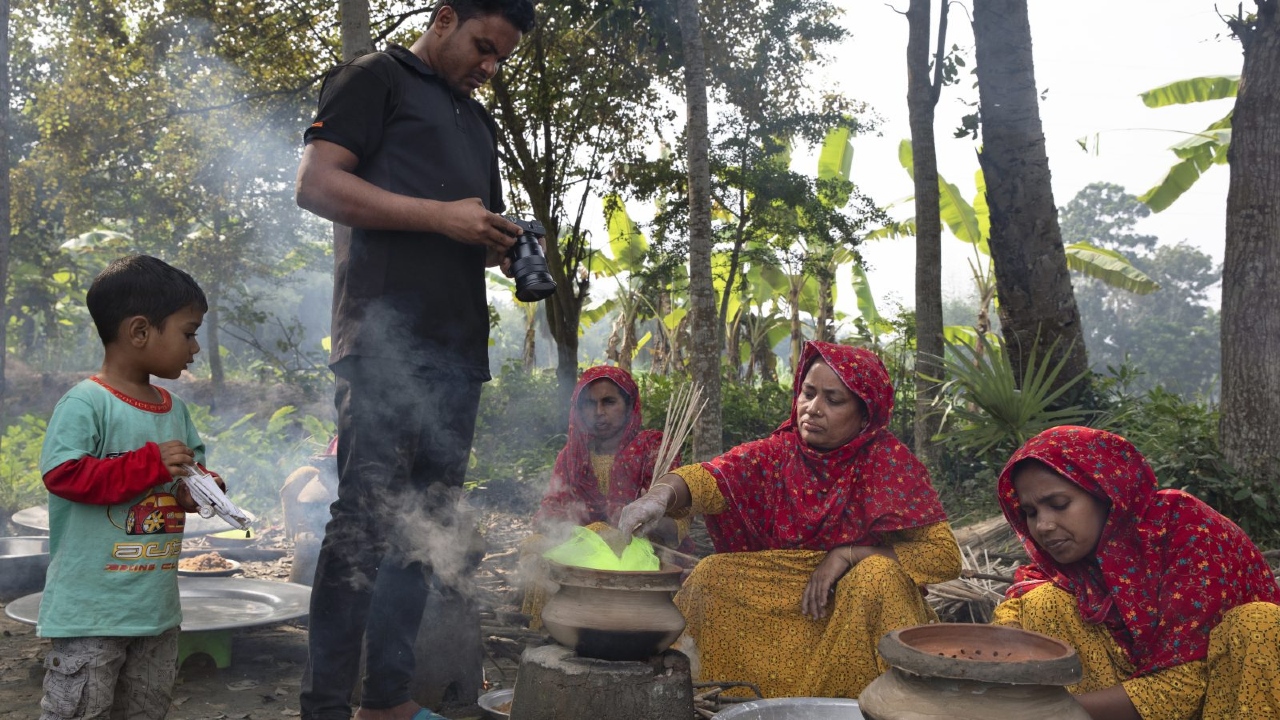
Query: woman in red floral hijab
994 425 1280 720
534 366 670 529
617 342 961 699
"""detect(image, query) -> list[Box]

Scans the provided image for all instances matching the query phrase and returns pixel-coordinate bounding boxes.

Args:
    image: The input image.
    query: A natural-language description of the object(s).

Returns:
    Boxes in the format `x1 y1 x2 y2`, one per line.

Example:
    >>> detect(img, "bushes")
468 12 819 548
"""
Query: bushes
1101 380 1280 546
0 415 49 523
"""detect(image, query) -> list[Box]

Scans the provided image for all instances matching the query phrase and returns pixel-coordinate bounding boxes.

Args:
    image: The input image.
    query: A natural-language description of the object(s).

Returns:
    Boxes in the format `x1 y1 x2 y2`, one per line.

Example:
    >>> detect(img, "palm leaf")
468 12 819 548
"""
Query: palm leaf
929 335 1088 456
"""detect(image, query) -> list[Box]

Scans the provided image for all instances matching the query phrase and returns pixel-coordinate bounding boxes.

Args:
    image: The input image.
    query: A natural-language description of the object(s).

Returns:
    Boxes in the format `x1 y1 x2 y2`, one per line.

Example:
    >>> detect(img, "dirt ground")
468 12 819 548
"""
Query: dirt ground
0 510 535 720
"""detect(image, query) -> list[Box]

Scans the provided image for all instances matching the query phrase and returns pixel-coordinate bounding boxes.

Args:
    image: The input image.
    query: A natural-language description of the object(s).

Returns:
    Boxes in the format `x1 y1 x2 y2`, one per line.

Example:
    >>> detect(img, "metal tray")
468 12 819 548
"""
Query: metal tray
4 577 310 632
10 504 255 537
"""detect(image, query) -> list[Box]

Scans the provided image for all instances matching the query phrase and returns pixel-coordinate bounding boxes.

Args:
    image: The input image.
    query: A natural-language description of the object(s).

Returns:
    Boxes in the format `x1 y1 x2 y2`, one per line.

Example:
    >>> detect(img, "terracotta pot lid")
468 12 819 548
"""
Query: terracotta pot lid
878 623 1083 686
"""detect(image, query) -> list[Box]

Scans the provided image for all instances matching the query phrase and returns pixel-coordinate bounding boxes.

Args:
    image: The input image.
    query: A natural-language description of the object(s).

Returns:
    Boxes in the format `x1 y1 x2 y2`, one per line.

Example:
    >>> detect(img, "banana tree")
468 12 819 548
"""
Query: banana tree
883 141 1159 335
583 193 691 373
1075 76 1237 213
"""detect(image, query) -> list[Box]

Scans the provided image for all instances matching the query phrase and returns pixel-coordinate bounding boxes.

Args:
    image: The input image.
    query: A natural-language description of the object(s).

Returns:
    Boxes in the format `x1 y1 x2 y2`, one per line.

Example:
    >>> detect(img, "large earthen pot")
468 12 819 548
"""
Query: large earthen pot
540 560 685 661
859 623 1091 720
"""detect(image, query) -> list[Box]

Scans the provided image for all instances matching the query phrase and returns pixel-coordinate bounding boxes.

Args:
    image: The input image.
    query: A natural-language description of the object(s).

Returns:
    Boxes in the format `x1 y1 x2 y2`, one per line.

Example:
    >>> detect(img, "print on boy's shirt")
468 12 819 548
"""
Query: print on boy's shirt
123 492 186 535
109 535 183 573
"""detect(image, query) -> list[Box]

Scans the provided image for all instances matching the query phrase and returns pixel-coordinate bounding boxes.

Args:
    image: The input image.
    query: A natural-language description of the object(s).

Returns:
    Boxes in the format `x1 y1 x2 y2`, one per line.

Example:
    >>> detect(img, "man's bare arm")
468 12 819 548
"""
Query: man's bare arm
295 139 520 252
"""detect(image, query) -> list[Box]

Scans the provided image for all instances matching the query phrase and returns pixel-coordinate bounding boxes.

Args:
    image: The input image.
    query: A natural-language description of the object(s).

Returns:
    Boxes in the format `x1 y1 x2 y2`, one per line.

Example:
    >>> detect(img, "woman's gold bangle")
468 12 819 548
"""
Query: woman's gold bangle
650 481 679 510
845 545 856 566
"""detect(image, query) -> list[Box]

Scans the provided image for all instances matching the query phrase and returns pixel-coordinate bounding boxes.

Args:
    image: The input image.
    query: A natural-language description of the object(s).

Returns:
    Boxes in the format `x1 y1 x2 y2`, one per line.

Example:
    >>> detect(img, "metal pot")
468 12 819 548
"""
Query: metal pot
0 536 51 598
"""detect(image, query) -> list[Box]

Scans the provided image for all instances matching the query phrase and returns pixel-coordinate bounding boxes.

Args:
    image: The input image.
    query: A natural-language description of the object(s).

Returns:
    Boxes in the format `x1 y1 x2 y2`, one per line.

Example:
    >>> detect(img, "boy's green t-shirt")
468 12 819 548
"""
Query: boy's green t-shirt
37 378 205 638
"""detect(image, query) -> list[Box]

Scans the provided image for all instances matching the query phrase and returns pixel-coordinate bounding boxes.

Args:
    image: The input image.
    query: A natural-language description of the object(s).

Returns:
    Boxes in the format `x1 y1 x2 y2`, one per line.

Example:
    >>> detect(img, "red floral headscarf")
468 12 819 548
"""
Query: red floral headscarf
701 342 948 553
534 366 672 527
999 425 1280 677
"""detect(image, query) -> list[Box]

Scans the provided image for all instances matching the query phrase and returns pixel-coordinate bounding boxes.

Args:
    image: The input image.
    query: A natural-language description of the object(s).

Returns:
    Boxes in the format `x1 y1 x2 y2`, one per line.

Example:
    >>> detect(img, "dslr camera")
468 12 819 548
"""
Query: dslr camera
505 216 556 302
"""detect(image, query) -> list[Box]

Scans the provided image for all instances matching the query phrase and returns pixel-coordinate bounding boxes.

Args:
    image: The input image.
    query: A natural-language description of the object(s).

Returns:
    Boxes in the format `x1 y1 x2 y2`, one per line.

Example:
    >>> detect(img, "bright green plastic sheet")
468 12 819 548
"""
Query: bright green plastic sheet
542 526 660 571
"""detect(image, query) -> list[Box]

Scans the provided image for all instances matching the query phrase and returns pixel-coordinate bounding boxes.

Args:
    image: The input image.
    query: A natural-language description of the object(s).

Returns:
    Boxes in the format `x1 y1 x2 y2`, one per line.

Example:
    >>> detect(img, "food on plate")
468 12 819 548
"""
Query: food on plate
179 552 235 572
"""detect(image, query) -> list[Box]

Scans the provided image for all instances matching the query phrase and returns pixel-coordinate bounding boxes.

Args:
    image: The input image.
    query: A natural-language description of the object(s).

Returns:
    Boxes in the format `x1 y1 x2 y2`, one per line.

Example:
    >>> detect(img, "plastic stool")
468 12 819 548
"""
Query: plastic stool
178 630 232 669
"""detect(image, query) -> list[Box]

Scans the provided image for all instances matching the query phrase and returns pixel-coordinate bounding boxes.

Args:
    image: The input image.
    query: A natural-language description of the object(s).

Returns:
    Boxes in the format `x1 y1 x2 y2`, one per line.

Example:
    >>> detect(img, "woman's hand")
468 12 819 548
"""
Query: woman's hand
802 546 855 620
616 487 673 537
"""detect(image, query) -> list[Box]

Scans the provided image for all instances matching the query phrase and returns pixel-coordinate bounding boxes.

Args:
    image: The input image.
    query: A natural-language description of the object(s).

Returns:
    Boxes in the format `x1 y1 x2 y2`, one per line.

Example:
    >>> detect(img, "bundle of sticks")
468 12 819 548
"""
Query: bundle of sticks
650 382 707 487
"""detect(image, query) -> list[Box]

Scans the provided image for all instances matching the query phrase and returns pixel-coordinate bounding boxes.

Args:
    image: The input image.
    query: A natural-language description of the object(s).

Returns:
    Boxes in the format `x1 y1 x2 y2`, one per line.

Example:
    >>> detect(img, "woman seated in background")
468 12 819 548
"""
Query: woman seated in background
993 425 1280 720
617 341 961 699
522 366 686 624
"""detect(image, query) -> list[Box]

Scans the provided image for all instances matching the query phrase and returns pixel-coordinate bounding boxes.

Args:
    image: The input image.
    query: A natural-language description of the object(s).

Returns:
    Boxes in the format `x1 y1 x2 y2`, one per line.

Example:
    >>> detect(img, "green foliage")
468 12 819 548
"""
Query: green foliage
1098 373 1280 546
1063 183 1222 397
931 335 1089 458
640 369 792 452
187 404 334 519
0 416 50 518
470 363 566 488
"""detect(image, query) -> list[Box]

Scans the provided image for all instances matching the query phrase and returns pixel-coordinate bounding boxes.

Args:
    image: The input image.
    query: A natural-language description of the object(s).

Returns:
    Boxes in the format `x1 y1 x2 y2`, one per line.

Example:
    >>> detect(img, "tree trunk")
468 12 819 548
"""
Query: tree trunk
205 284 225 395
0 0 10 422
652 292 672 375
788 280 802 371
339 0 373 60
972 0 1089 391
522 307 536 372
817 272 835 343
907 0 947 467
1220 1 1280 475
678 0 721 461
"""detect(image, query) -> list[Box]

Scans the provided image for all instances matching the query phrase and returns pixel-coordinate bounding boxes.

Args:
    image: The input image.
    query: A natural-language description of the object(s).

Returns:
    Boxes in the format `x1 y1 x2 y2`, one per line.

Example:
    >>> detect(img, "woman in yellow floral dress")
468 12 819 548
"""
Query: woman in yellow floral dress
617 341 961 699
993 426 1280 720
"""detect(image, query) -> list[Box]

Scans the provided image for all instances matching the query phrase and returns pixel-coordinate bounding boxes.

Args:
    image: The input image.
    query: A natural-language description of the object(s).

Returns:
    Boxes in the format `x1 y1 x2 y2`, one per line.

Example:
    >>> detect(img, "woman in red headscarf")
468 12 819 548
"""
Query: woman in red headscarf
993 426 1280 720
616 342 961 699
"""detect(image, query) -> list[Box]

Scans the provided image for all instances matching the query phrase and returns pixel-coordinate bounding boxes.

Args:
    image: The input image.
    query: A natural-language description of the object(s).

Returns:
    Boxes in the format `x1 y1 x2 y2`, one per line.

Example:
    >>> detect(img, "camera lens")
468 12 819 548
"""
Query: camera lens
509 232 556 302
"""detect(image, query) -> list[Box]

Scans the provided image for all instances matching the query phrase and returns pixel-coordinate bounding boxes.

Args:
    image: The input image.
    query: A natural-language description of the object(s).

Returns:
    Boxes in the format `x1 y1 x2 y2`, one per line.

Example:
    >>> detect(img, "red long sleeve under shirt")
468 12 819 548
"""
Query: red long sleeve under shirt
42 442 204 506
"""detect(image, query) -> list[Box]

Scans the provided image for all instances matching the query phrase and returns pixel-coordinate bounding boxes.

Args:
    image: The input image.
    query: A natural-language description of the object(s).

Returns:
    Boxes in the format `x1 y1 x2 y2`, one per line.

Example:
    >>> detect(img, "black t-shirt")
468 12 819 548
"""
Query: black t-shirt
305 45 504 380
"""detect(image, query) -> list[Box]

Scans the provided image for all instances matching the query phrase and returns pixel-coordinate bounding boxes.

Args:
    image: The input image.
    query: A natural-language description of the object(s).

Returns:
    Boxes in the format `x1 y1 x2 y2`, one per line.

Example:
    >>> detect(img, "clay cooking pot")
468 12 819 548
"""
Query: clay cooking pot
858 623 1091 720
540 560 685 661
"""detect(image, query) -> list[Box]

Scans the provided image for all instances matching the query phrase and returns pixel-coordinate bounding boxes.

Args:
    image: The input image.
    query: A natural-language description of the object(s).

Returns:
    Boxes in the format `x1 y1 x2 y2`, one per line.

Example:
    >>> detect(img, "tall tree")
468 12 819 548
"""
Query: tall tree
677 0 721 460
905 0 950 466
340 0 373 60
0 0 10 416
971 0 1088 391
1221 2 1280 474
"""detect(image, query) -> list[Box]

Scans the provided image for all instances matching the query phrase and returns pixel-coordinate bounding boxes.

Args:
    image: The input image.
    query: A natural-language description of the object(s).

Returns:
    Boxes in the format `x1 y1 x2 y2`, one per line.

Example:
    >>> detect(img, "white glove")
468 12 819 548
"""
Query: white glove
617 485 675 537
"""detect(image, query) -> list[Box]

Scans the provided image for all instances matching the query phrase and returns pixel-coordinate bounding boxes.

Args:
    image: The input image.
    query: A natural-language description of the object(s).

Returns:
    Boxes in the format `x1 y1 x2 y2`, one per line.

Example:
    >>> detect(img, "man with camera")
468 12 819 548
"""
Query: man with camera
294 0 536 718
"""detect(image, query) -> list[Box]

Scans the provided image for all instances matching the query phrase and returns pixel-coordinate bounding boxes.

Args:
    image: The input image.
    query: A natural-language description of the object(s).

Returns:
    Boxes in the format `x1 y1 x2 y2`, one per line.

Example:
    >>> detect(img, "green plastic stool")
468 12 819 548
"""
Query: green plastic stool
177 630 233 669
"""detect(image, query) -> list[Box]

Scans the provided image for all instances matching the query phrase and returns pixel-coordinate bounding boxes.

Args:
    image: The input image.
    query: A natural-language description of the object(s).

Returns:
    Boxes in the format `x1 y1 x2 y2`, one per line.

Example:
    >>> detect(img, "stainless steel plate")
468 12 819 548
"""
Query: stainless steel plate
9 504 255 537
478 688 514 718
4 577 310 633
10 506 48 534
713 698 864 719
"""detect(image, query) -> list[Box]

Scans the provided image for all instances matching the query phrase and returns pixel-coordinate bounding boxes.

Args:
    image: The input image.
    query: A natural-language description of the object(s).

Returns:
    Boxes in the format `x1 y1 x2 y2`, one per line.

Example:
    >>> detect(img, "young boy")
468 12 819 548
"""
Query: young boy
36 254 222 720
